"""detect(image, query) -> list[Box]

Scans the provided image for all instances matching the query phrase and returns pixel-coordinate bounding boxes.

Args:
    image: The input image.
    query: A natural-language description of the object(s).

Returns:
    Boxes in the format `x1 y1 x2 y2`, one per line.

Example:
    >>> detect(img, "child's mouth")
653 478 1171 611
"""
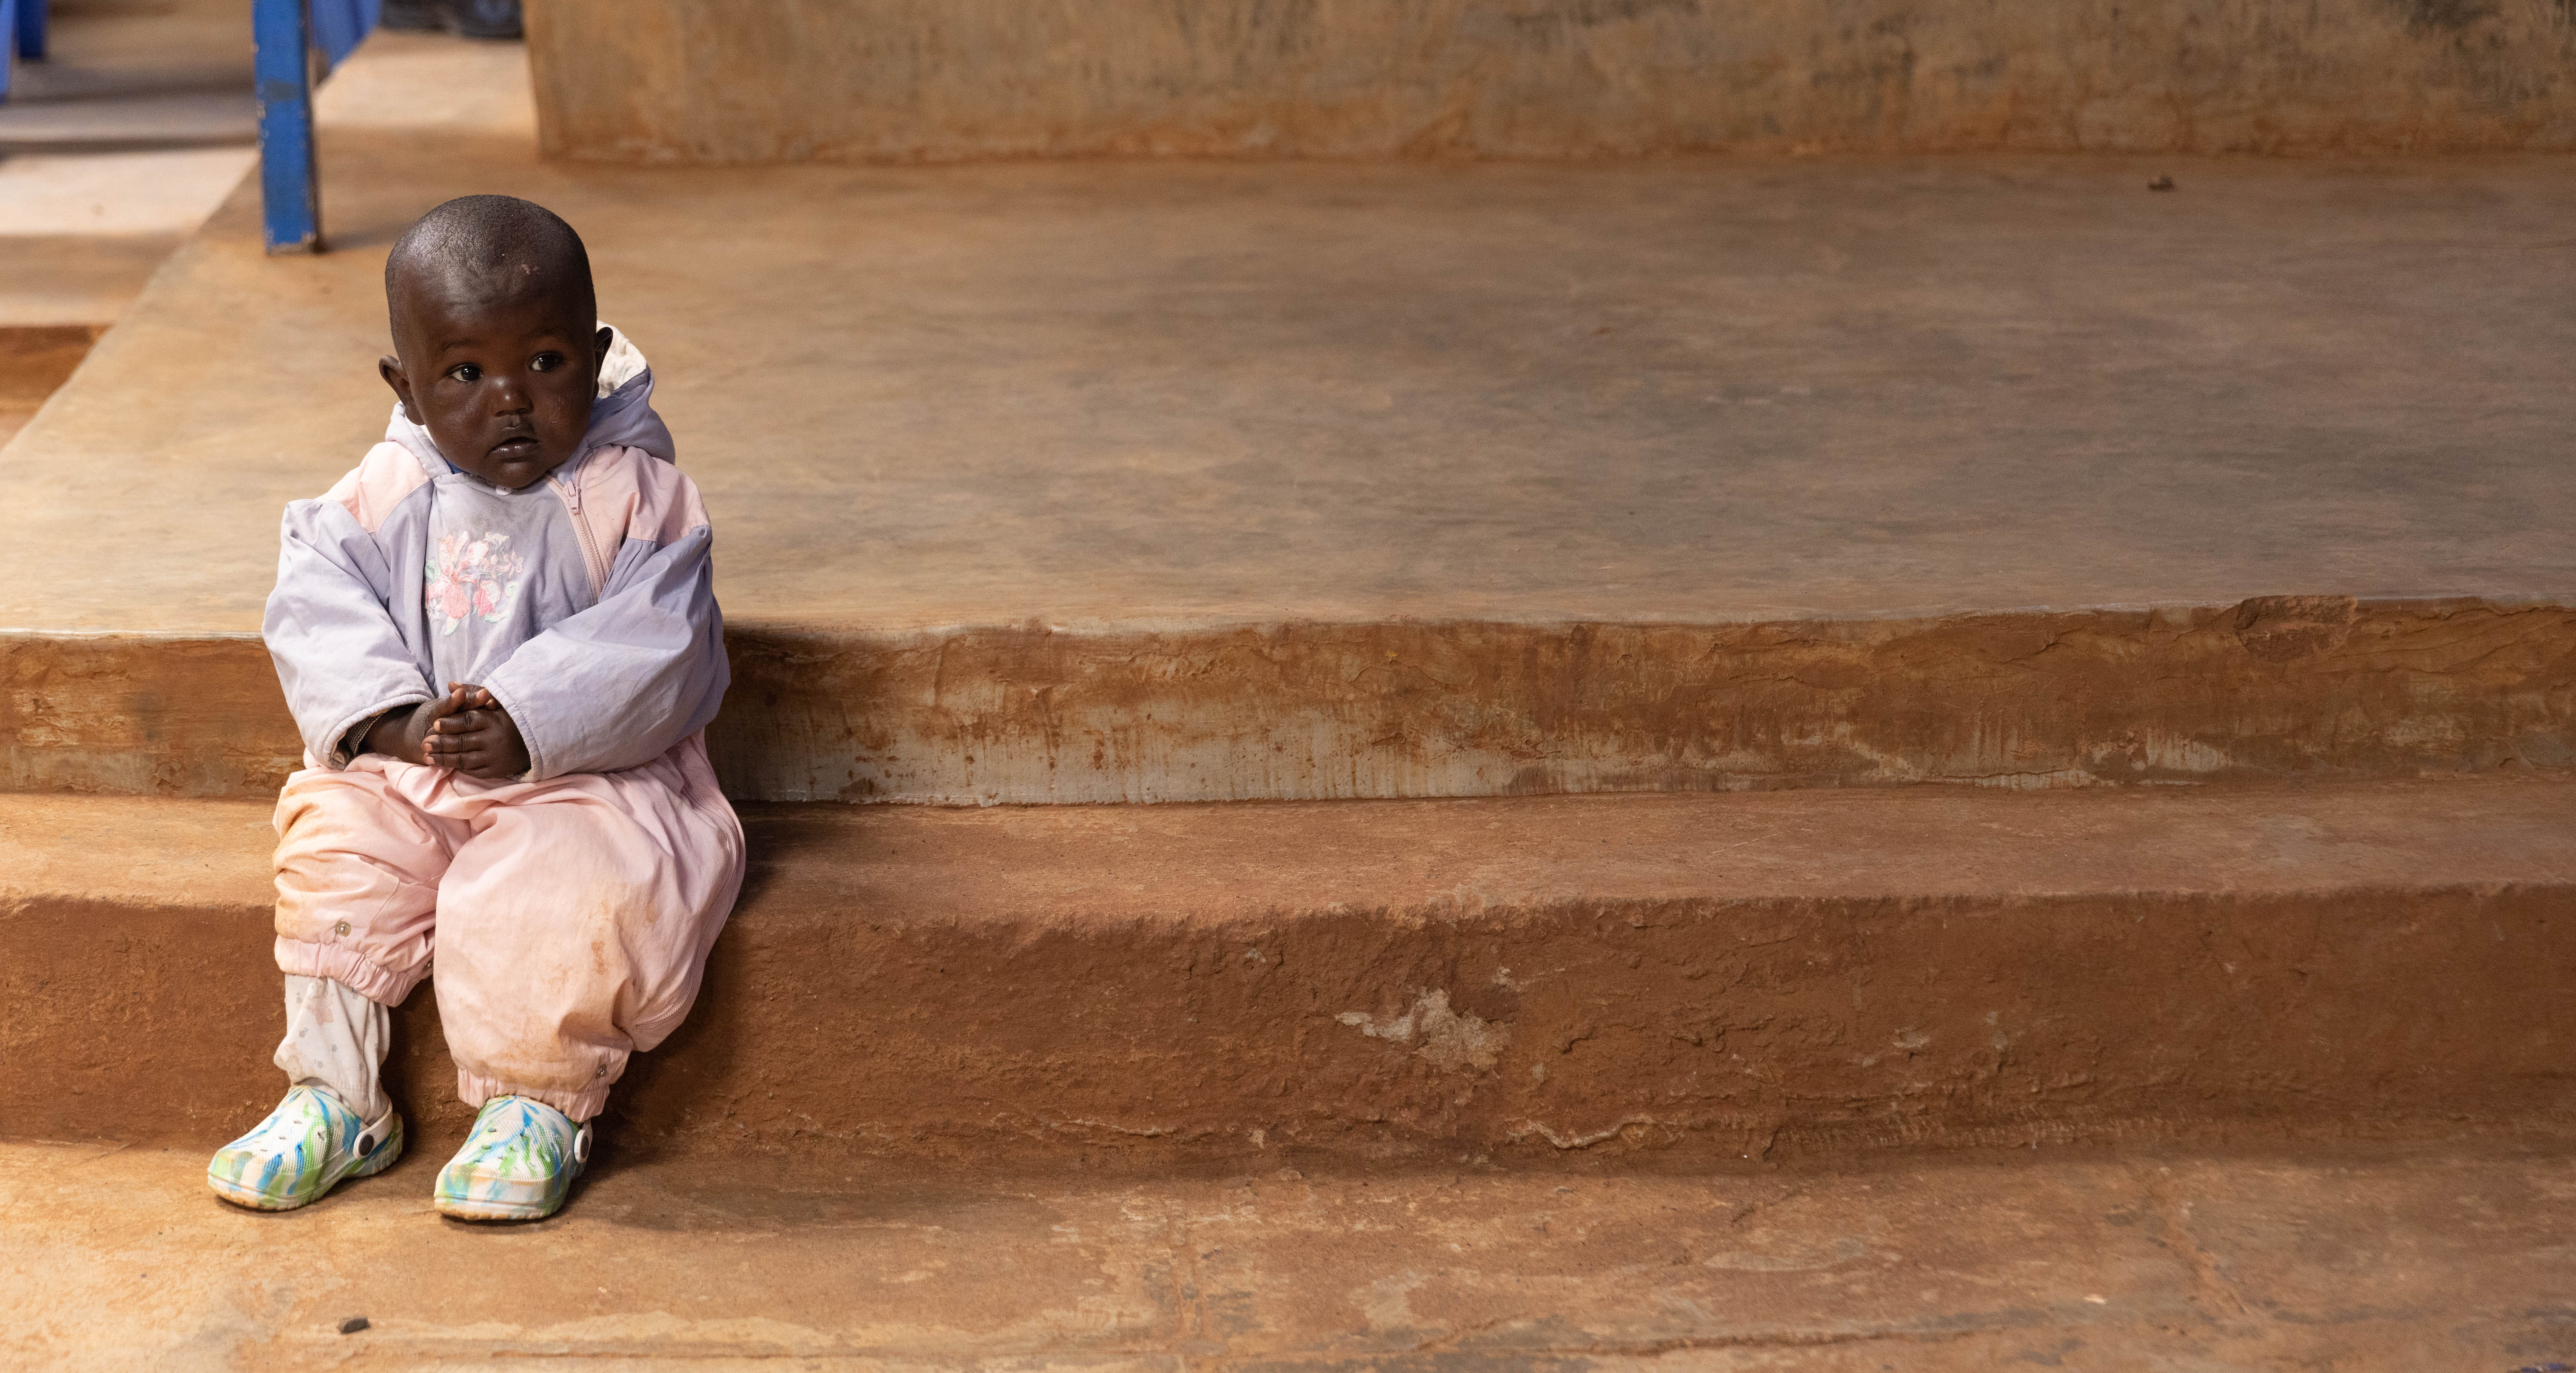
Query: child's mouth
488 436 539 458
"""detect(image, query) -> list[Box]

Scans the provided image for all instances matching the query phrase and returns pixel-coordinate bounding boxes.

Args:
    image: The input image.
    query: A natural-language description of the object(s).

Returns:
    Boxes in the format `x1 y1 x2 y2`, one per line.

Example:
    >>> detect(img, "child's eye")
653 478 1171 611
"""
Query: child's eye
531 352 564 373
445 364 482 383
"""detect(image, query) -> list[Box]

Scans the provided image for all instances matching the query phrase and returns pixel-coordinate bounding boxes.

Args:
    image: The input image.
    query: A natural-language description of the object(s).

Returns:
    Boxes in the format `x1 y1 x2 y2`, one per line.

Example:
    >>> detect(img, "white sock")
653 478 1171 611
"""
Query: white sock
272 974 392 1123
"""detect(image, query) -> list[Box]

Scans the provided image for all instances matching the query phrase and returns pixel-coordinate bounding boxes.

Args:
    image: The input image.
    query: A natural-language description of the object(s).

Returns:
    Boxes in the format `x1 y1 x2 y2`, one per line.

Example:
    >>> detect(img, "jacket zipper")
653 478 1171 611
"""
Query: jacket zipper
554 467 610 599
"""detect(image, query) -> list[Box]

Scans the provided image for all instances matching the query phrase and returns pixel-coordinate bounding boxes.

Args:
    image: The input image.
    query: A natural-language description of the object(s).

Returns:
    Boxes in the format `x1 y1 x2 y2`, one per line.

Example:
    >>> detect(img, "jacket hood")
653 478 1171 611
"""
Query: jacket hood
385 321 676 482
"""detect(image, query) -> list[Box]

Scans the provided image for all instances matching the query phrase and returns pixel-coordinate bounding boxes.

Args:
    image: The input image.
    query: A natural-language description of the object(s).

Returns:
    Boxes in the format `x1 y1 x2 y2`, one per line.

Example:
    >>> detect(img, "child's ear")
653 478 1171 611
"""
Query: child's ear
378 355 422 424
593 325 613 384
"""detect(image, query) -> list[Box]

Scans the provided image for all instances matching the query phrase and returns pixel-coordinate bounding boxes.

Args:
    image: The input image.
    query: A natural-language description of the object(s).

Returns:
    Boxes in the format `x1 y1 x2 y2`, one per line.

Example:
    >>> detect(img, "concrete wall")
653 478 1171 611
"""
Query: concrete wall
526 0 2576 163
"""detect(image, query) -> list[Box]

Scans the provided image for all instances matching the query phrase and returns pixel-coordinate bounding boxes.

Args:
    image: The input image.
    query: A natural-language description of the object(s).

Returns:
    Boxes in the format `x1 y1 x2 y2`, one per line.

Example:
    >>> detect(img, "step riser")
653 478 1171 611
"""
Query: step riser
0 325 102 410
1 635 294 799
12 877 2571 1160
532 0 2576 162
10 597 2573 804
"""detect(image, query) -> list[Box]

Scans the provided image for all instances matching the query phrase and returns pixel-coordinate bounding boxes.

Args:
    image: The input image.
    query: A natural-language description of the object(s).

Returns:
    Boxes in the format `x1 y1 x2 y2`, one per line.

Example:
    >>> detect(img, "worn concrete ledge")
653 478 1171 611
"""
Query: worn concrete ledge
712 595 2576 803
9 595 2573 803
8 775 2574 1163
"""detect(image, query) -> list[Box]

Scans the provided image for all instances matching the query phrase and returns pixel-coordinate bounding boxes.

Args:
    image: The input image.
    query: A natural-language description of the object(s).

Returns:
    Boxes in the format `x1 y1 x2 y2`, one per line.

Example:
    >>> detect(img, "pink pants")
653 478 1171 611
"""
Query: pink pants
271 733 744 1120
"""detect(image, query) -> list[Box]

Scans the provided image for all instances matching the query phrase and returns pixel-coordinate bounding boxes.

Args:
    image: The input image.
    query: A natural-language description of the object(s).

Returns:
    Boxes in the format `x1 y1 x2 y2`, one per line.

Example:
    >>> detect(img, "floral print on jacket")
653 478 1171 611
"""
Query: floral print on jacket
425 531 528 636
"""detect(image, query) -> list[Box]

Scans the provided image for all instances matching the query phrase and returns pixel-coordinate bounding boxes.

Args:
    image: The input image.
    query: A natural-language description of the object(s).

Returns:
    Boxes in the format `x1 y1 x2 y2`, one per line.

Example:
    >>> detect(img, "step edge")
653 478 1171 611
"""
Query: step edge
8 589 2571 642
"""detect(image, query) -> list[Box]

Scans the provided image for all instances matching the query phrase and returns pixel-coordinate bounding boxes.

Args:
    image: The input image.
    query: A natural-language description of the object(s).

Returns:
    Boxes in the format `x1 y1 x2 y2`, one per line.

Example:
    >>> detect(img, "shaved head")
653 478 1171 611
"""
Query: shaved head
385 194 594 339
377 195 609 491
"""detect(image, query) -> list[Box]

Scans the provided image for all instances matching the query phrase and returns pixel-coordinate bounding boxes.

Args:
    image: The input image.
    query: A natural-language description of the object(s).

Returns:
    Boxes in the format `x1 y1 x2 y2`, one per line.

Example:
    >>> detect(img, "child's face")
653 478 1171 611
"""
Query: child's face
379 274 610 491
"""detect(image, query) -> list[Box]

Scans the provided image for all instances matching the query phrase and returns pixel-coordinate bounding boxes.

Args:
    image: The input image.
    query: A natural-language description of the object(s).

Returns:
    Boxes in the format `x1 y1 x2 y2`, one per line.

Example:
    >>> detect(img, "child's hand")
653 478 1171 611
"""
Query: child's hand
362 686 469 767
424 683 530 780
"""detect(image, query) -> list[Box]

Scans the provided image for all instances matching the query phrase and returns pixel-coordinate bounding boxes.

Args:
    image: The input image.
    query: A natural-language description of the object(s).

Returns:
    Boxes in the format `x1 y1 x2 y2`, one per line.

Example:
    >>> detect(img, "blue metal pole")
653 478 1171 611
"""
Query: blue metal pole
255 0 321 254
15 0 44 62
0 0 17 104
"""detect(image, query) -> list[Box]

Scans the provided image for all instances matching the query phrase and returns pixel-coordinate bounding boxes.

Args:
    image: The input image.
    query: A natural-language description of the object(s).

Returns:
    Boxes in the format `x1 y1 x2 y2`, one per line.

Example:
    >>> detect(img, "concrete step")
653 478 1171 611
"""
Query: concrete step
0 325 102 409
0 324 101 451
9 775 2574 1164
7 1136 2573 1368
13 595 2576 804
7 38 2575 808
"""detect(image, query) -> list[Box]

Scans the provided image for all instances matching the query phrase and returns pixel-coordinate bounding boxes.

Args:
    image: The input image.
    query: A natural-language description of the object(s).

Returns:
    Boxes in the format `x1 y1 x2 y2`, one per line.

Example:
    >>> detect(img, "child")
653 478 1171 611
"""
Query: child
205 195 742 1222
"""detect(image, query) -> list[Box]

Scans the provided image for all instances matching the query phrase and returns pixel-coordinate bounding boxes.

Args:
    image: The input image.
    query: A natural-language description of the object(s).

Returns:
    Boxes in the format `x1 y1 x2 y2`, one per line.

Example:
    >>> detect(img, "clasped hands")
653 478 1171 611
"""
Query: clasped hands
363 681 530 780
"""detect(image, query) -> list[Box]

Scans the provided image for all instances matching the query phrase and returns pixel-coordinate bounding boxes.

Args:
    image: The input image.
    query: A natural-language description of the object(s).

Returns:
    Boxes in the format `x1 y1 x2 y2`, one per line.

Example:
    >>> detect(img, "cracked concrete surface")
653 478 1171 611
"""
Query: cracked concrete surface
4 1139 2572 1368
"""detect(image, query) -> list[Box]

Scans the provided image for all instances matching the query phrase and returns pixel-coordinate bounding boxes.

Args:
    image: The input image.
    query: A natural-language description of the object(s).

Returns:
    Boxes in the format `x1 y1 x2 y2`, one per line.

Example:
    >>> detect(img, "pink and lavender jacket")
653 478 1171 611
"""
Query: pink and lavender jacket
264 327 728 780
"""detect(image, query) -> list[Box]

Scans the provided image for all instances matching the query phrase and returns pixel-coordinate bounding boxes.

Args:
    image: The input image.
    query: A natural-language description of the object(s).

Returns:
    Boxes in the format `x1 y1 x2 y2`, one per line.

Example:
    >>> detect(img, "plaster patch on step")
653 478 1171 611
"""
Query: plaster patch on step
1337 990 1507 1072
1506 1114 1665 1149
1702 1234 1868 1272
1963 767 2105 790
1034 1115 1188 1139
2141 735 2237 775
1357 1269 1428 1330
2235 594 2359 662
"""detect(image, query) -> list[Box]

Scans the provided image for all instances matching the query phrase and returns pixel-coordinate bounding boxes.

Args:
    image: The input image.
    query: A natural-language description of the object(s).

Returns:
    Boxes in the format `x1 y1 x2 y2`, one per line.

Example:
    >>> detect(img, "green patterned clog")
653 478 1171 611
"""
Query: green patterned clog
207 1085 403 1211
432 1095 591 1222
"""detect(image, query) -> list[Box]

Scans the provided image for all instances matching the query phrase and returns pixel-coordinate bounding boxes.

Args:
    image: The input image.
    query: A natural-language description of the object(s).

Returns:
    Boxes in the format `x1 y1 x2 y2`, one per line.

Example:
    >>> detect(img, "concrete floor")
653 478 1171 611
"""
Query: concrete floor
0 0 257 445
4 1138 2572 1369
0 0 256 248
0 148 255 237
4 35 2574 635
0 0 251 117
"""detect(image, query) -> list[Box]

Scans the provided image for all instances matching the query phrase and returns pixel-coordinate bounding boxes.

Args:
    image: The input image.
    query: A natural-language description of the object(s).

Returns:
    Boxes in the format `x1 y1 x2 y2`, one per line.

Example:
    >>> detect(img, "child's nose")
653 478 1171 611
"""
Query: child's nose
490 377 532 413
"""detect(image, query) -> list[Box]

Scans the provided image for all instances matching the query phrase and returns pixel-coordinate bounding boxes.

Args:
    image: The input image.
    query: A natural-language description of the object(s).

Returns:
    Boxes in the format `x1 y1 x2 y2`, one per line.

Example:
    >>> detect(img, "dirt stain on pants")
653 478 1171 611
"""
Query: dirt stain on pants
269 732 744 1121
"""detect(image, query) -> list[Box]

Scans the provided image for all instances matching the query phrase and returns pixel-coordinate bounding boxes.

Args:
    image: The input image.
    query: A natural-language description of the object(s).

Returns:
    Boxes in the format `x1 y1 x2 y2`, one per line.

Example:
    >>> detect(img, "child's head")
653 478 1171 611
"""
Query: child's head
379 195 609 491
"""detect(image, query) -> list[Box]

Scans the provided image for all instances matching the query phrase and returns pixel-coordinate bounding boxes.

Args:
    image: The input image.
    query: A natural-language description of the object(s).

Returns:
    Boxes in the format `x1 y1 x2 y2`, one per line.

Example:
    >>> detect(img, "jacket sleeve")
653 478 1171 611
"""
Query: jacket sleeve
264 497 436 767
478 524 728 780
